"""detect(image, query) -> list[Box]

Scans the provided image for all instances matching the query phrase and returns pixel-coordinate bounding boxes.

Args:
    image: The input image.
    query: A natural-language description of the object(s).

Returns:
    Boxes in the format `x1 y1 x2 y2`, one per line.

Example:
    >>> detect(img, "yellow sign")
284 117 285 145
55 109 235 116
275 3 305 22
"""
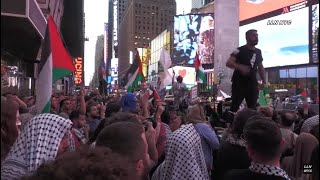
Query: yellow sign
74 57 83 85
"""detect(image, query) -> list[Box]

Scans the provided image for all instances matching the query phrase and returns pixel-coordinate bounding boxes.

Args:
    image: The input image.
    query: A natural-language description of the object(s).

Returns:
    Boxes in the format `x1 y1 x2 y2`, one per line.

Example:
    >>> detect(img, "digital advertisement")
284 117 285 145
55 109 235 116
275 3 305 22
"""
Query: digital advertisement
173 14 214 65
168 66 196 85
239 0 306 21
239 6 309 68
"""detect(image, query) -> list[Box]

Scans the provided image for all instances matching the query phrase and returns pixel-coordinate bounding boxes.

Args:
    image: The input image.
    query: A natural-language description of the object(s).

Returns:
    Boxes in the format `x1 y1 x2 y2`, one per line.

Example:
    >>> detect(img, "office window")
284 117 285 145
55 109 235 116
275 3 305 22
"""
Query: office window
307 67 318 78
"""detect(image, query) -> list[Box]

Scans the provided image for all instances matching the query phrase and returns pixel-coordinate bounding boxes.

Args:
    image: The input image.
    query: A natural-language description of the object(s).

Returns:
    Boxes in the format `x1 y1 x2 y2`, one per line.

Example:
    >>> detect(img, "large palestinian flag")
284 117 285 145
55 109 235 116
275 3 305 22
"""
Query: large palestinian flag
36 16 75 113
125 51 144 93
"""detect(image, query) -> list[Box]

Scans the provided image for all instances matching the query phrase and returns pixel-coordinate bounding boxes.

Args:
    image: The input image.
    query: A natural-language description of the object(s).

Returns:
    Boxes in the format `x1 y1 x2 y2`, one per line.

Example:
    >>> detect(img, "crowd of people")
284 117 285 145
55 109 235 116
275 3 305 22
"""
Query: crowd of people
1 85 319 180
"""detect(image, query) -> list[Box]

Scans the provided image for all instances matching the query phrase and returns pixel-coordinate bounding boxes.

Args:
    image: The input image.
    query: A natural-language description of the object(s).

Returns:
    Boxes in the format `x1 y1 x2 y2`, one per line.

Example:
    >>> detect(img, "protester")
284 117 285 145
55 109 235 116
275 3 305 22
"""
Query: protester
172 75 187 110
279 111 298 157
86 103 101 137
257 106 273 119
224 117 290 180
281 133 319 180
59 98 72 119
89 101 121 143
96 121 153 180
226 29 266 112
187 104 220 172
50 96 59 114
167 106 182 132
1 96 20 161
214 108 261 179
22 146 138 180
1 114 74 179
152 124 209 180
69 110 89 146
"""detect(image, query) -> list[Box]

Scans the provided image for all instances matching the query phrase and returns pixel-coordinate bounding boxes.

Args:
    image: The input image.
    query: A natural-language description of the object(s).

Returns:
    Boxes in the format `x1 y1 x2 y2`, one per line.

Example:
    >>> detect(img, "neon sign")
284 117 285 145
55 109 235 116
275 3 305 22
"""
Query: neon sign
74 57 83 85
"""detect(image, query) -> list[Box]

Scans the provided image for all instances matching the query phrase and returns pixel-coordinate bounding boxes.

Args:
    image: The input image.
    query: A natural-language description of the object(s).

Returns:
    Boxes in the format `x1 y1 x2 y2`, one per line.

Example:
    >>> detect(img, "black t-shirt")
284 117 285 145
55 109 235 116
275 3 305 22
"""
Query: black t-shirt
223 169 288 180
231 45 263 84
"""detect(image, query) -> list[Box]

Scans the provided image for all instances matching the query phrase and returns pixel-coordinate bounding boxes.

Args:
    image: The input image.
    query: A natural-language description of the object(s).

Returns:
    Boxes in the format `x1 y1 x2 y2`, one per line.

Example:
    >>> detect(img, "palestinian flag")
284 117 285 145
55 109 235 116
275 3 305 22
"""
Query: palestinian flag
195 52 207 83
125 50 144 93
36 16 75 113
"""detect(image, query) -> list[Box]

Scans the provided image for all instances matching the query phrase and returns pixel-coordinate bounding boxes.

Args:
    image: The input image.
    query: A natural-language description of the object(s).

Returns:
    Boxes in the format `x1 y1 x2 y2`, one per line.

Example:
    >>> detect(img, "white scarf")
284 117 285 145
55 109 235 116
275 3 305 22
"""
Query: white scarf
1 113 72 180
152 124 209 180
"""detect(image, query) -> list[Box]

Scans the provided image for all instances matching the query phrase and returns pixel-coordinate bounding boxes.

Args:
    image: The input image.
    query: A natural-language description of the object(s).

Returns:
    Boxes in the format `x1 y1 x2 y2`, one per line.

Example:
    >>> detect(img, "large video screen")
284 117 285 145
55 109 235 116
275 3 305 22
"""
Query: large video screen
311 4 319 63
173 14 214 65
240 0 306 21
239 7 309 68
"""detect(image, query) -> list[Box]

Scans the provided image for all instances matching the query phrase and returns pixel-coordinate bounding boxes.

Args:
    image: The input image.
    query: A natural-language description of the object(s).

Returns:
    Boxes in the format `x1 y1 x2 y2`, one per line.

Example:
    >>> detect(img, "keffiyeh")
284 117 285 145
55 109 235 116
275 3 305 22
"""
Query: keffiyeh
152 124 209 180
250 162 291 180
1 113 73 179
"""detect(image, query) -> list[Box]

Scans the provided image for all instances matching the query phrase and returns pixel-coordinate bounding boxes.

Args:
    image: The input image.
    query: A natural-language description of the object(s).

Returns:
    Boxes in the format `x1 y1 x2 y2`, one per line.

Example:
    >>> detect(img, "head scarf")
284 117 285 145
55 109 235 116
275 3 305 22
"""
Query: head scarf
152 124 209 180
281 133 319 178
1 113 72 179
187 104 207 124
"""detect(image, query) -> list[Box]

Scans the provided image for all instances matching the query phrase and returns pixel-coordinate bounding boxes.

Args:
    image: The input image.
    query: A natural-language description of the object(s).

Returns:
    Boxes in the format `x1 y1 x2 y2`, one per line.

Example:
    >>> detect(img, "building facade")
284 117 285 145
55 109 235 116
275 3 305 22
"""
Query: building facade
118 0 176 86
1 0 84 96
37 0 64 29
148 30 171 84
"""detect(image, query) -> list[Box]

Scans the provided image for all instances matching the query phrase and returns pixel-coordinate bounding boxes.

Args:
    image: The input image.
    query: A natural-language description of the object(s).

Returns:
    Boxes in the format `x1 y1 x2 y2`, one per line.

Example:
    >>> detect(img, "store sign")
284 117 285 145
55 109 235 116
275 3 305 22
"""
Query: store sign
74 57 83 85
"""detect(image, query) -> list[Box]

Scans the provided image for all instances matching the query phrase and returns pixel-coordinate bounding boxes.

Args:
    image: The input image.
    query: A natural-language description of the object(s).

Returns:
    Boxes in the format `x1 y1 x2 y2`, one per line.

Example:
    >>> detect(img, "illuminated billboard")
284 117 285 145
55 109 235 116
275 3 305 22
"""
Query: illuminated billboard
173 14 214 65
239 3 309 68
168 66 196 85
240 0 306 21
74 57 83 85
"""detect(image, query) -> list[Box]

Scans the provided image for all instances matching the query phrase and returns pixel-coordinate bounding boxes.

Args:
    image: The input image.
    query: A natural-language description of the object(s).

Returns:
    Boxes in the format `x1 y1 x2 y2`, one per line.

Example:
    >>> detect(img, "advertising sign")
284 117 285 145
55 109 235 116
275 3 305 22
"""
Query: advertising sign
240 0 306 21
110 58 118 85
173 14 214 65
168 66 196 85
239 4 309 68
74 57 83 85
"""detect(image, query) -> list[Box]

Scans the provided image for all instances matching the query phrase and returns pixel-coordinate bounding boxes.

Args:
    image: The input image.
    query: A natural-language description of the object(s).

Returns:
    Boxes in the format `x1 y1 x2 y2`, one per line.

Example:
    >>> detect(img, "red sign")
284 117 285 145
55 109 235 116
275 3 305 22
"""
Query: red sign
74 57 83 85
240 0 306 21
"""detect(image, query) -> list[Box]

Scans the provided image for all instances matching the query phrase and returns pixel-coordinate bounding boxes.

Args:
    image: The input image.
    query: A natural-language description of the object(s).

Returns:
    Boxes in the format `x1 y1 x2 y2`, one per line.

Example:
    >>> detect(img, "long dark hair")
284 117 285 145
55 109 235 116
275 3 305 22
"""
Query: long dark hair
1 97 19 161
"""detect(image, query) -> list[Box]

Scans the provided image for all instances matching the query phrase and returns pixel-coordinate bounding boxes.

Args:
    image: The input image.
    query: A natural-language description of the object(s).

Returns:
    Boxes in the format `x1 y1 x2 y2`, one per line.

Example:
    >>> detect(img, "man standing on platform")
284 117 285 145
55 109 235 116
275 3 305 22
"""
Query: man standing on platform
226 29 266 112
172 71 187 110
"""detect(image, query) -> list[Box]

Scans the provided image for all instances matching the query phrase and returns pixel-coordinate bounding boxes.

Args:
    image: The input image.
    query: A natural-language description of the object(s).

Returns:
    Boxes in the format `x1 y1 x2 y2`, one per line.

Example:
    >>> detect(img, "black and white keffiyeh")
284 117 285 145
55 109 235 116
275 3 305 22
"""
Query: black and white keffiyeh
249 162 291 180
152 124 209 180
225 134 246 147
1 113 73 180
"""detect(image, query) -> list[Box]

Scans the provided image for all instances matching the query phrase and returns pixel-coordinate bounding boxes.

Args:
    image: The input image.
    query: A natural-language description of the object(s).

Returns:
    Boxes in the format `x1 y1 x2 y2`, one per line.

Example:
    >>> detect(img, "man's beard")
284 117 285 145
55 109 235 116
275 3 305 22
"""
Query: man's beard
250 40 258 46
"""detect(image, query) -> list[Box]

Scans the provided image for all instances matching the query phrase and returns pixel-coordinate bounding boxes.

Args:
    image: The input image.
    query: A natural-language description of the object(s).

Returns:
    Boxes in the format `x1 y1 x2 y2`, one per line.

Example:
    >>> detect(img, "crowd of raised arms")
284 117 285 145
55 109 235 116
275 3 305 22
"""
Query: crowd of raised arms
1 86 319 180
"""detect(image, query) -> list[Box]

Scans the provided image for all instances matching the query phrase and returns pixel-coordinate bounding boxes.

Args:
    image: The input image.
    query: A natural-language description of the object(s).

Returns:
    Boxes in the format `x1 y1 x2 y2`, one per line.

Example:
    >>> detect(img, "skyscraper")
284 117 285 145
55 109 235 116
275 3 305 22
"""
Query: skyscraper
118 0 176 84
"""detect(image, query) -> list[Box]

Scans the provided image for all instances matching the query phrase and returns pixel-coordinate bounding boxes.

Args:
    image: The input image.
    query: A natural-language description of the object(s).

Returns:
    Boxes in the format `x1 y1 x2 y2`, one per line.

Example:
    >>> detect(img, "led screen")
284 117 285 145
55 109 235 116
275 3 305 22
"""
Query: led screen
239 7 309 68
173 14 214 65
240 0 306 21
311 4 319 63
